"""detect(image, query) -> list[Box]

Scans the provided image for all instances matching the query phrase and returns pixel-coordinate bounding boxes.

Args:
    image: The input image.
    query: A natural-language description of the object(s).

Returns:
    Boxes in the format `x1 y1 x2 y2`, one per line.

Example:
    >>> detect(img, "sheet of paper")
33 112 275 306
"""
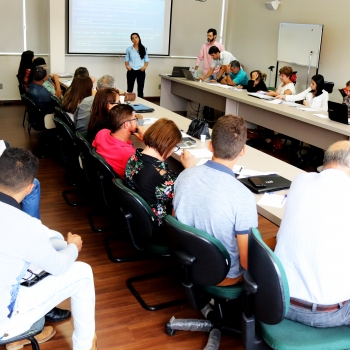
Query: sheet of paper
266 99 282 104
196 158 209 166
233 164 244 173
298 107 320 112
176 148 212 158
282 101 299 107
61 80 72 86
142 117 158 125
229 88 247 92
313 113 328 119
258 193 287 208
58 73 72 78
0 140 6 156
257 91 267 95
237 169 278 179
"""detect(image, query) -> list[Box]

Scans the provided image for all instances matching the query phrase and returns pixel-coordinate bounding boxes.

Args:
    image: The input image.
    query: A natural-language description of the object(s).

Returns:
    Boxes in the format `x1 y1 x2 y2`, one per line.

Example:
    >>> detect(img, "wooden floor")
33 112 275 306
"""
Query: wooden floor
0 104 278 350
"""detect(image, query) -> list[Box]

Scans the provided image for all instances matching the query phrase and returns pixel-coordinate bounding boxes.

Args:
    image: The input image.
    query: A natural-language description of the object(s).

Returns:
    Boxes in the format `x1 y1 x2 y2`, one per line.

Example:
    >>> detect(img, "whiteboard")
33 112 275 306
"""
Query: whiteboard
277 23 323 68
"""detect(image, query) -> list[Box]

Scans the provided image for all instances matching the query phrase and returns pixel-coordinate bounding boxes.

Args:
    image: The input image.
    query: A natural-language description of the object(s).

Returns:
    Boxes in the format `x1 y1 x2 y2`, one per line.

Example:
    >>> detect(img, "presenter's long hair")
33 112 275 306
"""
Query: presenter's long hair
131 33 146 60
17 50 34 81
311 74 324 97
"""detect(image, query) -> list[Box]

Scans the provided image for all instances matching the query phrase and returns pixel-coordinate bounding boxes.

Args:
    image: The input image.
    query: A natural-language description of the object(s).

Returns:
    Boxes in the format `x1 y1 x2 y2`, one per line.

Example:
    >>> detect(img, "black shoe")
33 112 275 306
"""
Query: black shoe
45 307 71 322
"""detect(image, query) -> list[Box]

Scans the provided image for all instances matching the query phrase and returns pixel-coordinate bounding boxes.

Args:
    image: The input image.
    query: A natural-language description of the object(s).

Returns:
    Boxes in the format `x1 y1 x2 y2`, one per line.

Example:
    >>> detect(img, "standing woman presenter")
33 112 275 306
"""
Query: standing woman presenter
125 33 149 98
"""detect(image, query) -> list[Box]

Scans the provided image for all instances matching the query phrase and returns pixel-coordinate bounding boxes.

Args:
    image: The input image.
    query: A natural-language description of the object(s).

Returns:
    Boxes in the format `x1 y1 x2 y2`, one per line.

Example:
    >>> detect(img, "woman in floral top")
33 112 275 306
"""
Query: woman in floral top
125 118 195 225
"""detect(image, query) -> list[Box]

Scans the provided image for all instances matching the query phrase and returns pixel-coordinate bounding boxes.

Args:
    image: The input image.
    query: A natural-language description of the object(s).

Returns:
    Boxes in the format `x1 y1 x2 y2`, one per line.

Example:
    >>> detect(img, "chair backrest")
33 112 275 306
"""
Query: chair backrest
112 177 158 246
54 107 75 132
339 88 347 98
324 81 334 94
51 95 62 109
90 148 119 209
76 131 94 186
21 94 45 131
247 228 290 325
53 116 80 170
163 215 230 286
18 83 26 96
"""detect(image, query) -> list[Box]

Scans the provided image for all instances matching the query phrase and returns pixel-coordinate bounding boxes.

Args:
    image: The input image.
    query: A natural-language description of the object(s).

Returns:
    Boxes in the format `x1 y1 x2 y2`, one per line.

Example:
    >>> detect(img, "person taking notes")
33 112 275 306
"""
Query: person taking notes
276 74 328 111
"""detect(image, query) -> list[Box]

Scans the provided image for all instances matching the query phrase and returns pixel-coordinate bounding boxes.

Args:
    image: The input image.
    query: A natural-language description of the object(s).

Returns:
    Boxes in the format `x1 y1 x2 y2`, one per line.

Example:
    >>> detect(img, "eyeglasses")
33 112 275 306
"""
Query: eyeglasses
173 145 180 152
116 117 138 129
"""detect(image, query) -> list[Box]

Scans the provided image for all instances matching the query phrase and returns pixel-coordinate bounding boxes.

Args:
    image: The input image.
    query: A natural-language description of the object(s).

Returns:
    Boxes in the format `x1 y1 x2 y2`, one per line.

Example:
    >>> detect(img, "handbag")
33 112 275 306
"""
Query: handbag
123 92 136 102
187 118 211 140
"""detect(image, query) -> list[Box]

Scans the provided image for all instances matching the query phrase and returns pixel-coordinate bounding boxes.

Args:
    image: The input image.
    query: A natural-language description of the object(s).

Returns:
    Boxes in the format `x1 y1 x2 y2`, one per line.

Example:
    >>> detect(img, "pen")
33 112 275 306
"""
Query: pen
239 167 243 173
281 194 287 204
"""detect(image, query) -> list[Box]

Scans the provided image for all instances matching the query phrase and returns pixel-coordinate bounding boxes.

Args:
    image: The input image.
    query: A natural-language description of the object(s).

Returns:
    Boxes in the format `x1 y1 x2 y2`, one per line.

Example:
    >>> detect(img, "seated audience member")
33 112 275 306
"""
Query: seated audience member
74 75 115 134
276 74 328 111
173 115 258 285
29 57 61 98
243 70 268 92
16 50 34 90
274 140 350 328
267 66 296 97
342 80 350 117
220 60 248 86
92 104 144 178
73 66 96 84
125 119 195 225
61 76 93 120
0 147 96 350
198 46 237 83
87 88 119 143
26 66 53 114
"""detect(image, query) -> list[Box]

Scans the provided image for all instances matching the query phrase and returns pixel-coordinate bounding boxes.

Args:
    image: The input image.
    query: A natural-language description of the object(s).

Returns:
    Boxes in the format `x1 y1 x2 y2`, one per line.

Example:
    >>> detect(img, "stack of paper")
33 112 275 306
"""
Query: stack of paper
258 193 287 208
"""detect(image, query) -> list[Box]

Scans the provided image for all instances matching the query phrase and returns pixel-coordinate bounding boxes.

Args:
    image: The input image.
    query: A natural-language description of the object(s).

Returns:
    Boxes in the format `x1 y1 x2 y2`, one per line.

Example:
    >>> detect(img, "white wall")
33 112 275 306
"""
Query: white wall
226 0 349 102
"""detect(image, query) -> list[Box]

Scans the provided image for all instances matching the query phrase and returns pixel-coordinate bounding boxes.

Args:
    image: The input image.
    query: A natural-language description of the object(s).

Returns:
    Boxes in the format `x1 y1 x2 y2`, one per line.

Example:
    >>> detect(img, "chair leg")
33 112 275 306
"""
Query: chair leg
104 235 145 263
22 108 27 127
62 189 87 207
87 210 114 233
28 336 40 350
126 269 186 311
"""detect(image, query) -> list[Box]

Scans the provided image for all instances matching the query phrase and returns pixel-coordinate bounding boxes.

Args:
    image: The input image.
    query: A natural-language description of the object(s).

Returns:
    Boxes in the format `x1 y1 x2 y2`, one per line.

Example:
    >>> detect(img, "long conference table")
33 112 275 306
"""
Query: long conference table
130 96 304 231
159 75 350 150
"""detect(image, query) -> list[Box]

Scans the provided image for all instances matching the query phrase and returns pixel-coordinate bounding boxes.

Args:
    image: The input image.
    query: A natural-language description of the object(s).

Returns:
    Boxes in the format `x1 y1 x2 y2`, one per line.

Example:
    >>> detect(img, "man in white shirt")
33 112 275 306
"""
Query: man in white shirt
275 140 350 328
194 28 225 80
0 148 96 350
198 46 236 82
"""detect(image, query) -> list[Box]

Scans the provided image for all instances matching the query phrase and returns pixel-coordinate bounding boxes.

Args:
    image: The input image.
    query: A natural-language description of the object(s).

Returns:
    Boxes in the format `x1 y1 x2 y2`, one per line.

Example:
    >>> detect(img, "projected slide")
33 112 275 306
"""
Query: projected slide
68 0 172 55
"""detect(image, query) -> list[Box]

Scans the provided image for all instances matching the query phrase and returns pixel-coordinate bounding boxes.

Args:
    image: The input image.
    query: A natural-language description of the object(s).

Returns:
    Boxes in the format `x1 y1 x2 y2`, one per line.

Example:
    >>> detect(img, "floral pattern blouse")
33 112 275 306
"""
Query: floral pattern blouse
125 149 178 225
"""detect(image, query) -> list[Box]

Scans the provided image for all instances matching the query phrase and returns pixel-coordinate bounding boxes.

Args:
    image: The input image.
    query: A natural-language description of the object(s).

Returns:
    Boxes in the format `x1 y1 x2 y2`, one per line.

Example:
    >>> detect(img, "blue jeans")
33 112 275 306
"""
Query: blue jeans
21 178 40 220
286 301 350 328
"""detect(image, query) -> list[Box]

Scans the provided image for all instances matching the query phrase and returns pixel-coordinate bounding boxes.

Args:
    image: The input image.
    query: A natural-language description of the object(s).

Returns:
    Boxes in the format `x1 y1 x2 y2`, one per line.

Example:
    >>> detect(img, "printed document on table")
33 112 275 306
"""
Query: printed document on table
313 113 328 119
237 169 278 179
176 148 212 158
266 99 282 104
297 107 320 112
258 193 287 208
142 117 157 125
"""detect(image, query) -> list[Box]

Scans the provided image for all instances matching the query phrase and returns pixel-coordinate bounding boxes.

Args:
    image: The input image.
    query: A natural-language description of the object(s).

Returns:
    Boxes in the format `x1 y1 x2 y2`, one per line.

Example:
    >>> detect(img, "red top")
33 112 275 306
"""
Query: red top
92 129 135 179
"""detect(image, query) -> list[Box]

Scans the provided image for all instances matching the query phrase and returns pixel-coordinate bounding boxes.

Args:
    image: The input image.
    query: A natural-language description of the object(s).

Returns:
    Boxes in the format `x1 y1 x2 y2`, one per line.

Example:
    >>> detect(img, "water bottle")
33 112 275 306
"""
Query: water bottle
190 67 195 76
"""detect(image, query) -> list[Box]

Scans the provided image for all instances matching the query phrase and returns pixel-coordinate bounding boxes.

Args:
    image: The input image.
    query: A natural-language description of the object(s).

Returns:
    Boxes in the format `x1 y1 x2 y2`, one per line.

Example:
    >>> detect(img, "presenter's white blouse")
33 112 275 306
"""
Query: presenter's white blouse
285 87 329 111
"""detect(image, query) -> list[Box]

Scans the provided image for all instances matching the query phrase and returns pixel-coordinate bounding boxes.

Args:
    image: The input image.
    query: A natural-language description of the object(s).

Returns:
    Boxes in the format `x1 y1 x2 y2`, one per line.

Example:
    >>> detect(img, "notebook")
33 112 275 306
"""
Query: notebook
168 66 190 77
130 104 155 113
182 69 198 81
239 175 291 194
328 101 350 125
248 92 274 100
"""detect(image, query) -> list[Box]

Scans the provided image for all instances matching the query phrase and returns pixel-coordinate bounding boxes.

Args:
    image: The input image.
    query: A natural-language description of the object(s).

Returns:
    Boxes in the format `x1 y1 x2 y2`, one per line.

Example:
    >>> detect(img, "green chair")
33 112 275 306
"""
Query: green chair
112 178 185 311
54 107 75 133
242 228 350 350
163 215 243 348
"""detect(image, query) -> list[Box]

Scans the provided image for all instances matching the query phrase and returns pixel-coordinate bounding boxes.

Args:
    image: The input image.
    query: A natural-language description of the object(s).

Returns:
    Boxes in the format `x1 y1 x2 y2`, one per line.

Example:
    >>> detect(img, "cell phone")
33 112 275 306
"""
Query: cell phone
248 177 266 188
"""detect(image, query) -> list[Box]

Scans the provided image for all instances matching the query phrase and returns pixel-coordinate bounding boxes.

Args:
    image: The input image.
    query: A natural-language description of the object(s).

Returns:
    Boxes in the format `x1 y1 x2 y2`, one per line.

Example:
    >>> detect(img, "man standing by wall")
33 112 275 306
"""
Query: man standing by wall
194 28 225 80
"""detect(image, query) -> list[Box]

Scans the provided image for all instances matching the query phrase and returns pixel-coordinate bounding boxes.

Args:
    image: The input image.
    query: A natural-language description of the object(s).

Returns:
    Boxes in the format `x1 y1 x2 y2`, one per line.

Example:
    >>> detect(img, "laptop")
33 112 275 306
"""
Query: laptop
239 175 291 194
130 104 155 113
328 101 350 125
168 66 190 78
182 69 197 81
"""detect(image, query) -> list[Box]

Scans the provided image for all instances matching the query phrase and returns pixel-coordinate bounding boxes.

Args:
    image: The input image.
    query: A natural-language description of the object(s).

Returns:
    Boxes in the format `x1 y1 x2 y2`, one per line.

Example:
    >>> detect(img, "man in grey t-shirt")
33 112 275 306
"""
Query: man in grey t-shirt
173 115 257 285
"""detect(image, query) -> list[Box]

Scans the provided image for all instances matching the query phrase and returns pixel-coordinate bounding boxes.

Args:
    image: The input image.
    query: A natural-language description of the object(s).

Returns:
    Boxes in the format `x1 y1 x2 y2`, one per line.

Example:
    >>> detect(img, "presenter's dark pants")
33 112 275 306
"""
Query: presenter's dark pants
127 69 145 98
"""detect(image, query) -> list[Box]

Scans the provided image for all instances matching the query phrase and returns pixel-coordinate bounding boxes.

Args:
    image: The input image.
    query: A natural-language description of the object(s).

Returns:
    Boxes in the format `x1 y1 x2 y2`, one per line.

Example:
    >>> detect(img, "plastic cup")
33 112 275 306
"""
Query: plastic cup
119 95 125 104
200 135 206 142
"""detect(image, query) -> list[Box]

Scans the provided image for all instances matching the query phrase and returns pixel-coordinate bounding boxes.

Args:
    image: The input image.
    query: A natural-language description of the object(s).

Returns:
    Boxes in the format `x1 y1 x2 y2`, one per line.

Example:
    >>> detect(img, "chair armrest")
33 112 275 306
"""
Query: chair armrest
243 270 258 294
173 250 196 266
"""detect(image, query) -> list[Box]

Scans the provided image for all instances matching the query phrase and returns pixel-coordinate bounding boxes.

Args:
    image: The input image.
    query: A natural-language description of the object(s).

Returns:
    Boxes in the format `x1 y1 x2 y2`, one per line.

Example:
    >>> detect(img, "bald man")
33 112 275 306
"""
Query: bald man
275 140 350 328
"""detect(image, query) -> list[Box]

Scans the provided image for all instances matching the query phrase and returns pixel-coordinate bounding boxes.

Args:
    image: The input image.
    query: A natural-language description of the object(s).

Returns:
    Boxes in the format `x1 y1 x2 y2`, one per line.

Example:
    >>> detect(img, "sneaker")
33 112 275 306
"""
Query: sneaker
90 333 98 350
6 326 56 350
